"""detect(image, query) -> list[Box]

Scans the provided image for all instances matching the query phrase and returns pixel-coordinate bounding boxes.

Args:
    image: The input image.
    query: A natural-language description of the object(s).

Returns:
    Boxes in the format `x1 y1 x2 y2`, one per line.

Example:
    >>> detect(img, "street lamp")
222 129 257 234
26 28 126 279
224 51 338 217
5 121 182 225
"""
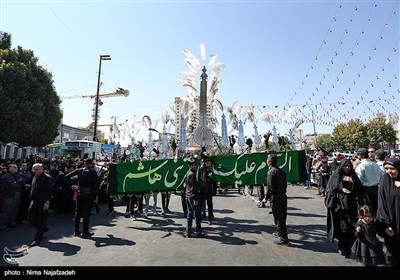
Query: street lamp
93 54 111 142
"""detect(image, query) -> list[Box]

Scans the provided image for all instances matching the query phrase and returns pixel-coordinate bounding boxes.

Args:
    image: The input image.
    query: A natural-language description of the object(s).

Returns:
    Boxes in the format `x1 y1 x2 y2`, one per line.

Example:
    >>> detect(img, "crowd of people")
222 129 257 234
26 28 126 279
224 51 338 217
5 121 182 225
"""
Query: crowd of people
0 153 220 245
0 155 111 246
1 147 399 266
315 147 400 266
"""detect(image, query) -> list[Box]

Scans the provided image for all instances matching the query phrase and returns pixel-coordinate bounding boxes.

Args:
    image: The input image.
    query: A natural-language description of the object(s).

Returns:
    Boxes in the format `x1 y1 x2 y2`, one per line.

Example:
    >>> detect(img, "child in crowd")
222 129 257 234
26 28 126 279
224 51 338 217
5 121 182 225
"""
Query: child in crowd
351 204 386 266
70 176 79 216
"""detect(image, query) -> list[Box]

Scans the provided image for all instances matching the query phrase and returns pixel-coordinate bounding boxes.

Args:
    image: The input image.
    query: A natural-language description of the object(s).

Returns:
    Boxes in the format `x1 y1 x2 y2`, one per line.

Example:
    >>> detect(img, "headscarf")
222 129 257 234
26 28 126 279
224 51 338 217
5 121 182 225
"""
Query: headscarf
326 159 357 192
324 158 363 209
377 158 400 232
383 158 400 181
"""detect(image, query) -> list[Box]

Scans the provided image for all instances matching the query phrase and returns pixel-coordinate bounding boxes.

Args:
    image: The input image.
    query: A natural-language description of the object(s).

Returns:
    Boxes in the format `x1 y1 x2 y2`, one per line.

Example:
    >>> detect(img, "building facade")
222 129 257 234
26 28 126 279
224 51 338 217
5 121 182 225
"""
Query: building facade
173 96 213 146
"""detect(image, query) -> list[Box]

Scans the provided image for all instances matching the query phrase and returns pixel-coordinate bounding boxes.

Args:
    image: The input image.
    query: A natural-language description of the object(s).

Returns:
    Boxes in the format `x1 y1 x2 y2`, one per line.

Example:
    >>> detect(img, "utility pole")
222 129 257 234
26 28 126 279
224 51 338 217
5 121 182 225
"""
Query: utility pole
311 109 317 148
306 103 318 148
93 54 111 142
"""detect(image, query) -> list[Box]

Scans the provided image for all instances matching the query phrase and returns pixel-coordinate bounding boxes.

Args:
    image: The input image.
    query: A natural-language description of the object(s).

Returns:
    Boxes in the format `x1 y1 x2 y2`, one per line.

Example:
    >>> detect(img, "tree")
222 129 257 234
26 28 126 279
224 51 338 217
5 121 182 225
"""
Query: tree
316 134 335 152
365 118 397 149
332 119 367 150
0 32 62 147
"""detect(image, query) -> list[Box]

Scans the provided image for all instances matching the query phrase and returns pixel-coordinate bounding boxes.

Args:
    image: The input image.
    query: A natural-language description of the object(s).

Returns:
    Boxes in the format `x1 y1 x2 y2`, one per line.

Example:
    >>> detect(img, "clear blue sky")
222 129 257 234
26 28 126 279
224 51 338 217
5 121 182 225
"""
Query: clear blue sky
1 0 399 145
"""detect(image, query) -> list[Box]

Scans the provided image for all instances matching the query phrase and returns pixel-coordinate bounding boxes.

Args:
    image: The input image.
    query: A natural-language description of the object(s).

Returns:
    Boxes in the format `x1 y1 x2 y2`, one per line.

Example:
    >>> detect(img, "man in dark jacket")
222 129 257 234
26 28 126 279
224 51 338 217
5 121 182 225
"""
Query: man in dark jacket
0 164 25 229
262 154 290 246
184 158 204 238
66 158 98 238
29 163 54 247
199 157 217 224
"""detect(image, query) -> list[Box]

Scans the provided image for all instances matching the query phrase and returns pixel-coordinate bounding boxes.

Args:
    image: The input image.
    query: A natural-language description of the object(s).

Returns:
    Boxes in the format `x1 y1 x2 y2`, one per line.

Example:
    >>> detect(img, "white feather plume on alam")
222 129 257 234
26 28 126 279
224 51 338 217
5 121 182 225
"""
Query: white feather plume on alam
209 62 225 71
178 71 196 78
179 96 196 119
183 84 198 95
258 111 273 124
229 101 242 117
184 57 201 70
178 78 199 90
183 49 201 67
294 117 304 129
208 53 217 68
226 101 242 133
178 43 226 137
244 103 256 124
141 115 153 129
258 106 277 124
209 78 220 97
278 107 286 123
180 44 225 97
184 60 198 74
286 106 297 123
169 101 176 114
158 108 168 125
199 42 206 62
213 99 224 113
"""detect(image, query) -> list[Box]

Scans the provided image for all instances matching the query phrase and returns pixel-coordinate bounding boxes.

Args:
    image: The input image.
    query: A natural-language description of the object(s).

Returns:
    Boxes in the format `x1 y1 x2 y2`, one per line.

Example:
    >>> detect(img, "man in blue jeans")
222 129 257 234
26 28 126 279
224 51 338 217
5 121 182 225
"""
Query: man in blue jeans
184 158 204 238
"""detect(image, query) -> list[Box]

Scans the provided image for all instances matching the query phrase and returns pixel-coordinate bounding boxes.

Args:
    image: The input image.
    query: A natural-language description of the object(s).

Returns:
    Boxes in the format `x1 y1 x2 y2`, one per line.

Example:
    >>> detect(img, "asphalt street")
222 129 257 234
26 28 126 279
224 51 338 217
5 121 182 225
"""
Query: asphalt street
0 184 362 269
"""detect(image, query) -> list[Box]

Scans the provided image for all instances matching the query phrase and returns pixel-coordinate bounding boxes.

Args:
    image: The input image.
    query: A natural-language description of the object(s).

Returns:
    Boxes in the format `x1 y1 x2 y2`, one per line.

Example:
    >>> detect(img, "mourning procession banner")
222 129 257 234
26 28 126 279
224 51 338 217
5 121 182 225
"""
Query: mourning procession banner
107 150 307 195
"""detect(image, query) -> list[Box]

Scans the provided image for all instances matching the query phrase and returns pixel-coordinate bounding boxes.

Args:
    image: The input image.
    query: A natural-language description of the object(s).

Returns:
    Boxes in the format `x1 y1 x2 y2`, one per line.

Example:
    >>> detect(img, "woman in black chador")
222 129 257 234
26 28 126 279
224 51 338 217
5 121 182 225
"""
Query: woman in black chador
376 158 400 266
325 159 364 257
351 204 385 266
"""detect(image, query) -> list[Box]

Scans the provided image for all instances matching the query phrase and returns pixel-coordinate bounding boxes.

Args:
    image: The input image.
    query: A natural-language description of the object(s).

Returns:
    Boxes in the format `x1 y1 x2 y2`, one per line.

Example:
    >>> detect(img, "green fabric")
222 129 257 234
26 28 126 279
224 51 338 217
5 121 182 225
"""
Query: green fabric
108 150 306 195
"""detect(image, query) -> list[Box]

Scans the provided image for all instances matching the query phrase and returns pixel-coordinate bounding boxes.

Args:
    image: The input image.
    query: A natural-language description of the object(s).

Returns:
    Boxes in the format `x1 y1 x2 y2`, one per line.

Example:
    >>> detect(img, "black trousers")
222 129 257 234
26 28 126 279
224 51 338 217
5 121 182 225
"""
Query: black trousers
200 192 214 219
257 185 265 202
161 192 170 211
363 186 378 213
271 193 288 243
28 201 48 241
180 192 187 216
74 194 93 234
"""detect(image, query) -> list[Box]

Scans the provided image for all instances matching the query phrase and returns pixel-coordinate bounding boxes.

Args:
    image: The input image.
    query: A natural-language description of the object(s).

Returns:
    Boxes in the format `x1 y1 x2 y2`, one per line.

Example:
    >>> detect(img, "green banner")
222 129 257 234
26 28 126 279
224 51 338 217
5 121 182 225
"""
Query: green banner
108 150 306 195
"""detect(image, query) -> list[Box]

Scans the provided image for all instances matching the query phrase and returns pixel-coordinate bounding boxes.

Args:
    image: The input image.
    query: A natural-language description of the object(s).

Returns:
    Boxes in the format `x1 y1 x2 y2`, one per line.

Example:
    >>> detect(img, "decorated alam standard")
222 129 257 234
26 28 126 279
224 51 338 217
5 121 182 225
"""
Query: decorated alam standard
108 62 307 196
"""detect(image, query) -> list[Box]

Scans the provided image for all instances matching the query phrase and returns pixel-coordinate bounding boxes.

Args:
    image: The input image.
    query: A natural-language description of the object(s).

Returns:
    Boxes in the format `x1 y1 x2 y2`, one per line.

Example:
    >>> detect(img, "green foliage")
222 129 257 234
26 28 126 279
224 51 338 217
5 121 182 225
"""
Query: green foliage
0 32 11 49
316 134 335 151
329 118 397 150
331 119 367 150
365 118 397 148
0 32 62 147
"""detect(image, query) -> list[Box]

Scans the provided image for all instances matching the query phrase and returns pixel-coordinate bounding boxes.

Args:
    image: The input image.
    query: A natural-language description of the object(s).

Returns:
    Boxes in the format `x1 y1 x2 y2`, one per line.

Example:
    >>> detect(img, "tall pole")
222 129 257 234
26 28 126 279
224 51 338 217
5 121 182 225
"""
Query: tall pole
93 54 111 142
311 108 317 148
113 116 116 144
306 103 317 148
